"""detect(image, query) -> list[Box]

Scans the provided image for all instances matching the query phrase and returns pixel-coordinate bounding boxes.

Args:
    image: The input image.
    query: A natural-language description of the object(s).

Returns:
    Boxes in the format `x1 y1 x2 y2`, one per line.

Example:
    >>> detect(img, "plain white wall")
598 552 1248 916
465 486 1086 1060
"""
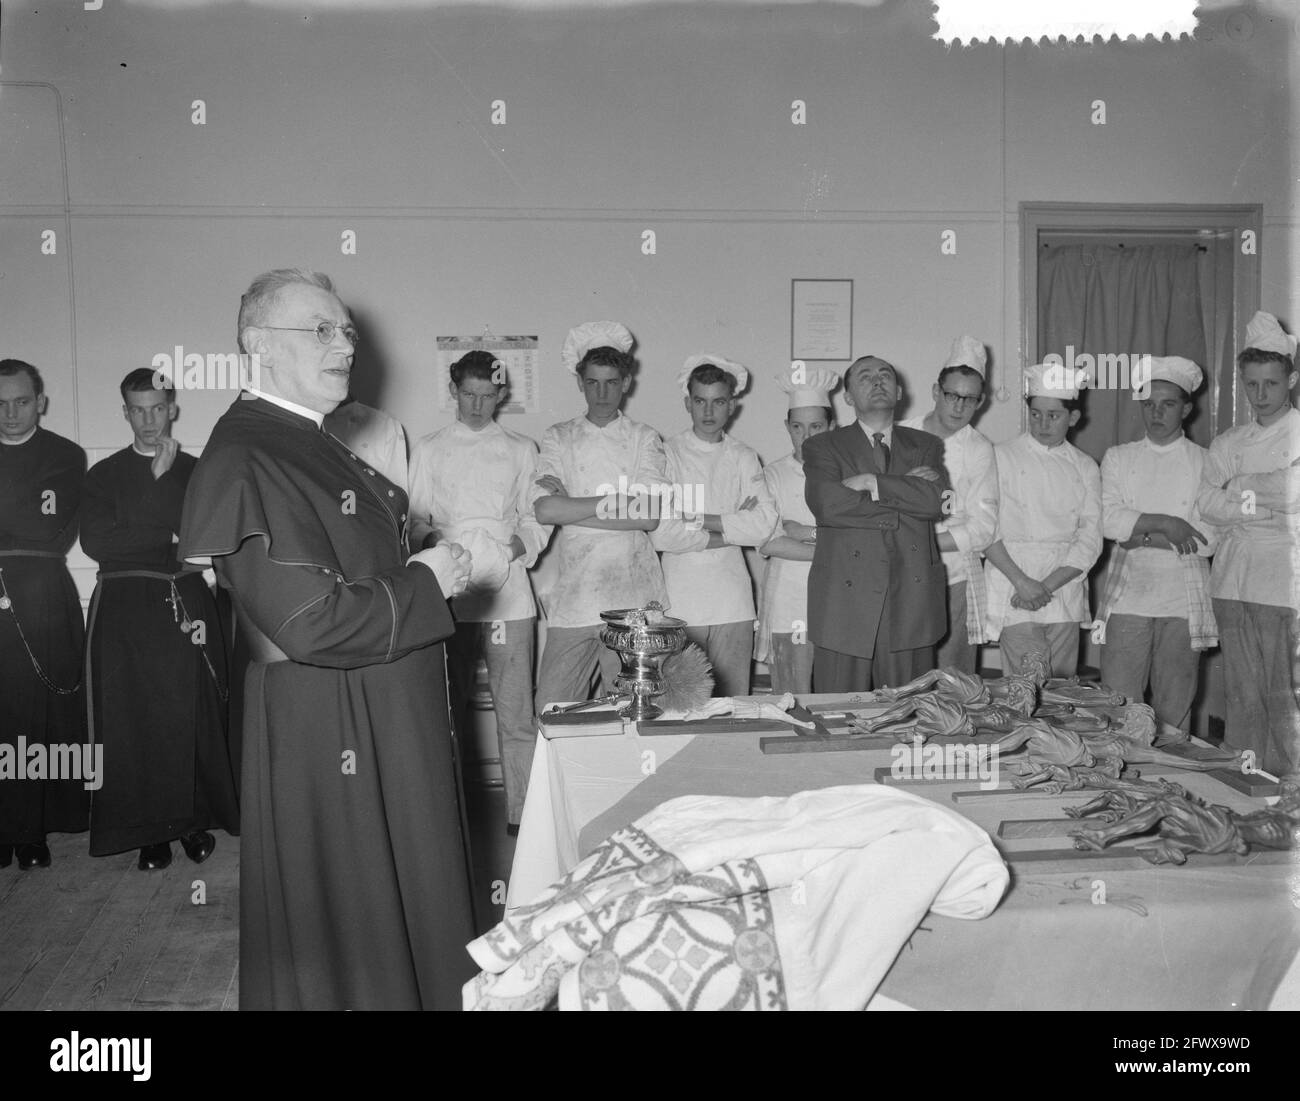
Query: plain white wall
1 0 1295 629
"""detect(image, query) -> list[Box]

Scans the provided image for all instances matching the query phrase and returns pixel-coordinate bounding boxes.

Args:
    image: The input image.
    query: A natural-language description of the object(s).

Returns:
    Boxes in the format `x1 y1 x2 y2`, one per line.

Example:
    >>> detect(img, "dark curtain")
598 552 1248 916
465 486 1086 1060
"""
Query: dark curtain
1038 243 1208 463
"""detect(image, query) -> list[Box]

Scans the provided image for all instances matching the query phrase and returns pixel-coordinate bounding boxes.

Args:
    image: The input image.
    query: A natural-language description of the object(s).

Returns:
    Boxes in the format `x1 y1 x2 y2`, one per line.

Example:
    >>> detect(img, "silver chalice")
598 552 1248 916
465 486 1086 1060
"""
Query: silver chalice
598 602 687 720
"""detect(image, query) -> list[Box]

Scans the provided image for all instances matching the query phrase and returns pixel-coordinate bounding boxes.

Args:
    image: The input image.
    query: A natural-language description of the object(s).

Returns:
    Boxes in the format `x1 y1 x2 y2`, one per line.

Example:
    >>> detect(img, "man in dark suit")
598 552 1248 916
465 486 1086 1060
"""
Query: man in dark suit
803 355 951 692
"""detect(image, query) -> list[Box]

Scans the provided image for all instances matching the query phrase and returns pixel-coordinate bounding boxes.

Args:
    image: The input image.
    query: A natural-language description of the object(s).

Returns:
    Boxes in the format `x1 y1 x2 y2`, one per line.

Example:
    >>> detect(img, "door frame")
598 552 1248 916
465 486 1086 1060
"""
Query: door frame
1020 202 1263 437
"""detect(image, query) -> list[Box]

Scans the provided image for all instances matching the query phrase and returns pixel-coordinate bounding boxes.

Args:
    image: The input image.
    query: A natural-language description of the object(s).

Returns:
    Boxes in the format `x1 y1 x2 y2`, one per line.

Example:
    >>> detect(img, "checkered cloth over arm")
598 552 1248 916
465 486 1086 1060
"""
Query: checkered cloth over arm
964 550 991 644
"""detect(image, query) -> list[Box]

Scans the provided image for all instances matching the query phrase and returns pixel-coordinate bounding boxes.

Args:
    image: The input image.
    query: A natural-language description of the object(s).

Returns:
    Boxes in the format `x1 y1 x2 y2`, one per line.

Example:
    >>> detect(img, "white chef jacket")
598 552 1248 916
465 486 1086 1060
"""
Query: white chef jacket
407 419 550 622
530 412 668 628
898 415 998 585
656 430 778 626
984 433 1102 636
1100 434 1216 619
1197 405 1300 612
755 453 813 662
324 400 408 492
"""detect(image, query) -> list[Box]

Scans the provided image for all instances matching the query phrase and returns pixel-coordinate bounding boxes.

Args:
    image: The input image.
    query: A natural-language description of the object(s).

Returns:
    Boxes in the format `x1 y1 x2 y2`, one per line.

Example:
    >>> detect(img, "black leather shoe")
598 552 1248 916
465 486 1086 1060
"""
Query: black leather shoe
180 831 215 864
138 842 172 871
0 844 12 868
16 842 51 870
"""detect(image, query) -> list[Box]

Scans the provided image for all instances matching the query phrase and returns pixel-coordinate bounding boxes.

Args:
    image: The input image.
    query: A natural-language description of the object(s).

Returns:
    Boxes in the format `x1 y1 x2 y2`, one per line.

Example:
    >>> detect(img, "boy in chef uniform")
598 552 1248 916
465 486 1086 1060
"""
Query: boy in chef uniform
984 361 1102 676
754 364 839 694
656 355 778 696
898 335 999 674
1097 355 1217 744
532 322 668 711
408 350 550 826
1196 311 1300 778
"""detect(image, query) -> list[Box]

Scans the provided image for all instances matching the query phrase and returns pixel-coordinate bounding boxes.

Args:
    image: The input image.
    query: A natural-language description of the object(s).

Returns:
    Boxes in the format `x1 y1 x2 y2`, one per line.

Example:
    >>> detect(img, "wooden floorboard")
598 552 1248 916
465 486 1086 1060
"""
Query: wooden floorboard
0 835 132 1011
38 842 215 1011
1 786 515 1012
131 837 240 1011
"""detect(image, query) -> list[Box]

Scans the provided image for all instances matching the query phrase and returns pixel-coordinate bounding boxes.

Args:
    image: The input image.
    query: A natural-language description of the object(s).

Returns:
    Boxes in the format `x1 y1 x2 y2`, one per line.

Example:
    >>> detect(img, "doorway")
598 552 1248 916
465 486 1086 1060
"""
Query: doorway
1020 203 1262 734
1023 203 1263 456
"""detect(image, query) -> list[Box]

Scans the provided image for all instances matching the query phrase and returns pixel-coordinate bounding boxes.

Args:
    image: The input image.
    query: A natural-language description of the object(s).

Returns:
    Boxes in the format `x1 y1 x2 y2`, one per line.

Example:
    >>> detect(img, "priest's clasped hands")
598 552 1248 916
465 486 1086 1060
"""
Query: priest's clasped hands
409 542 474 598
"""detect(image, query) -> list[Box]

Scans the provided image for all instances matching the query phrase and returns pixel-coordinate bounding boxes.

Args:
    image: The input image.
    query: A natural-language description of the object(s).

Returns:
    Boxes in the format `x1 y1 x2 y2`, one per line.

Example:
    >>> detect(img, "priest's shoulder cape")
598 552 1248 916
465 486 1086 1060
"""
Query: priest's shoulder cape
177 393 452 666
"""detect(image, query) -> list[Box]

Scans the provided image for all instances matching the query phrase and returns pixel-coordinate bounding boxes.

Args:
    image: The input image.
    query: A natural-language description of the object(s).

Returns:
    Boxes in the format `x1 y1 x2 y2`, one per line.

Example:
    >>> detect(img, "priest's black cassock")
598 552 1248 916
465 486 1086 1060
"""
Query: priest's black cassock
178 393 475 1010
0 427 89 845
81 447 239 856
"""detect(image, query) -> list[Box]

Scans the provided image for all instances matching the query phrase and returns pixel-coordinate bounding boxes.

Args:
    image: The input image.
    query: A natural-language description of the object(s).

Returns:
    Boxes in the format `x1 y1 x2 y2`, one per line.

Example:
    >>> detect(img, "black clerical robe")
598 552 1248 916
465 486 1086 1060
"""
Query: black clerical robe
81 446 239 855
0 427 89 844
178 394 475 1011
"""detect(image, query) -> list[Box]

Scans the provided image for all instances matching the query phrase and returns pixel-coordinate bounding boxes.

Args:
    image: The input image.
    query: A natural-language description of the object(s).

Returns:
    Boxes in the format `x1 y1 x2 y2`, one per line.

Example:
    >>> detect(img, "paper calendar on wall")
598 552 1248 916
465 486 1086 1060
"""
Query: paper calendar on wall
435 335 540 414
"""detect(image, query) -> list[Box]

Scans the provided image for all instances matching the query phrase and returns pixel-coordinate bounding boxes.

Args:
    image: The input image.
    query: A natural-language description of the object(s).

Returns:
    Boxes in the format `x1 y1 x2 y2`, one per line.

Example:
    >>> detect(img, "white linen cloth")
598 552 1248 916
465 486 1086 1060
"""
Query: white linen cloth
655 429 778 625
755 453 813 662
407 419 550 622
1100 433 1216 619
678 692 816 726
984 433 1102 637
1196 406 1300 612
467 784 1008 1011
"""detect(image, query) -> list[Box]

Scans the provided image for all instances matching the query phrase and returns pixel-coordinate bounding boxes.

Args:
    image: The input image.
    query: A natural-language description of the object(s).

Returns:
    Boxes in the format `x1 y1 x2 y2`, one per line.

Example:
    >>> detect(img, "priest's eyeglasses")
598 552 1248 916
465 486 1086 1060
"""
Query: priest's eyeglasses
939 389 980 409
262 321 360 346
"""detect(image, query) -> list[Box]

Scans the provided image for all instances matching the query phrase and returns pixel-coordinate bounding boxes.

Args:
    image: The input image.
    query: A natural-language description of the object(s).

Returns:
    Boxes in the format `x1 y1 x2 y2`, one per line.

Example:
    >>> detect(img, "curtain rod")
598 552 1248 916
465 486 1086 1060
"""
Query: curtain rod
1040 228 1222 238
1041 235 1209 252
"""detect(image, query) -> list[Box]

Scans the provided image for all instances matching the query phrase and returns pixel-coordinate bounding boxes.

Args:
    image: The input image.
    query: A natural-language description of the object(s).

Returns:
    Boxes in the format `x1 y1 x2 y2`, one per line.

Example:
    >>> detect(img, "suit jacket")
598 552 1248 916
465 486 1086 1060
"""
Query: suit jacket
802 422 950 659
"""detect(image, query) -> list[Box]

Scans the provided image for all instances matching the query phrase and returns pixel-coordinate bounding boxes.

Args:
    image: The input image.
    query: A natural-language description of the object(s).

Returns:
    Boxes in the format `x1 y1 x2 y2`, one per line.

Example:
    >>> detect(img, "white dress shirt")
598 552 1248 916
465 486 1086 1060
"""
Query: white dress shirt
856 420 894 450
1101 433 1215 619
984 433 1102 635
657 429 778 626
1197 405 1300 611
898 415 998 584
529 412 668 628
408 419 550 622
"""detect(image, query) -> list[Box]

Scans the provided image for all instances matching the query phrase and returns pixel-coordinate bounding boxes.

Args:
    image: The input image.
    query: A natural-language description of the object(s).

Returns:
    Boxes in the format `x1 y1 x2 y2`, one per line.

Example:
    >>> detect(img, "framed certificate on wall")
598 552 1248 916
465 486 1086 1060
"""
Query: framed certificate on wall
791 279 853 361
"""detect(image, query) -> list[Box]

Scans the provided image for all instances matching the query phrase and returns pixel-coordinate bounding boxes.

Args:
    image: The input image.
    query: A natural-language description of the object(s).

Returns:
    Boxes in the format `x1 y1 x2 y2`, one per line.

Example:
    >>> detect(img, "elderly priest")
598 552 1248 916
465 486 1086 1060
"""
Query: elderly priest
179 268 475 1010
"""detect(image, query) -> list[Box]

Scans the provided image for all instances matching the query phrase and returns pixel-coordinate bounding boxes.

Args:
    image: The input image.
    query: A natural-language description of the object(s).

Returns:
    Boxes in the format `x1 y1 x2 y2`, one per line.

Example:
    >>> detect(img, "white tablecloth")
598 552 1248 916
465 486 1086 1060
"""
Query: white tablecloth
504 700 1300 1010
508 716 696 906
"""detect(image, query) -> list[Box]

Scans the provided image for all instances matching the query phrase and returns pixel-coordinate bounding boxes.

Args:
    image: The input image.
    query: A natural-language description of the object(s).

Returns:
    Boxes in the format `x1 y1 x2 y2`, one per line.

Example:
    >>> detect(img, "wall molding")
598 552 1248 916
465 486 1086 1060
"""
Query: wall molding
0 204 1011 225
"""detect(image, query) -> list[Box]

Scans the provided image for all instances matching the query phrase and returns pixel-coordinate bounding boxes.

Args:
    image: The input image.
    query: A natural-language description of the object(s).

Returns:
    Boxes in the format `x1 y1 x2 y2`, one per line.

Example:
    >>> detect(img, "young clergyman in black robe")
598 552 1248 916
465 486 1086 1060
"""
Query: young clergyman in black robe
0 359 89 870
81 369 239 870
178 268 476 1010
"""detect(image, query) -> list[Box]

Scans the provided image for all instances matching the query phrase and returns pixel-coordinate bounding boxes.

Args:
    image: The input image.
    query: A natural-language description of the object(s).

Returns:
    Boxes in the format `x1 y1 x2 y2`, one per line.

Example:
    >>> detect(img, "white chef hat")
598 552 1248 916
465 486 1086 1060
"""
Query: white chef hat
1243 311 1298 358
775 363 840 409
561 320 635 375
1024 360 1085 401
678 354 750 396
943 335 988 377
1138 355 1202 396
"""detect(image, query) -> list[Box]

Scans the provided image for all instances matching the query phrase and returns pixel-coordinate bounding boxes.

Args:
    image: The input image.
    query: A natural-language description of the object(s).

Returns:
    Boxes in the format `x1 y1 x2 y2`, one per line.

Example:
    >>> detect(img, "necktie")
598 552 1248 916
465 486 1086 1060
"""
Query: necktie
871 431 890 473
